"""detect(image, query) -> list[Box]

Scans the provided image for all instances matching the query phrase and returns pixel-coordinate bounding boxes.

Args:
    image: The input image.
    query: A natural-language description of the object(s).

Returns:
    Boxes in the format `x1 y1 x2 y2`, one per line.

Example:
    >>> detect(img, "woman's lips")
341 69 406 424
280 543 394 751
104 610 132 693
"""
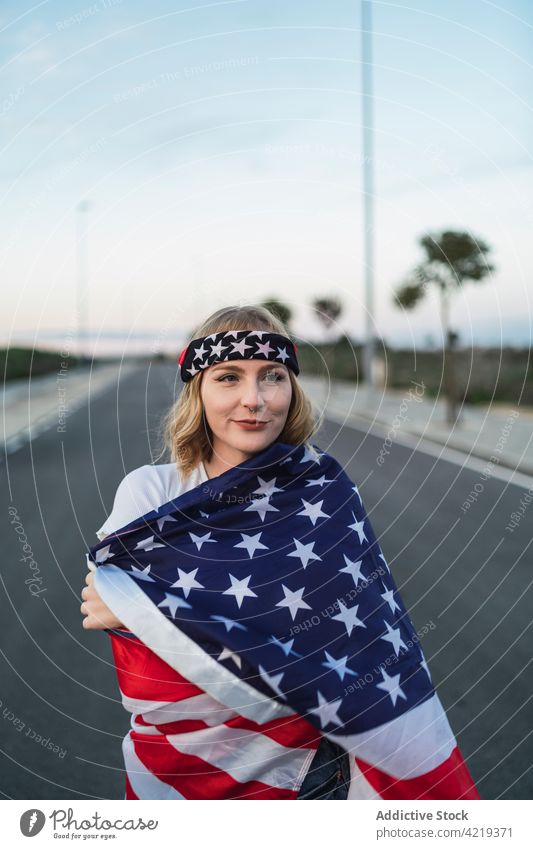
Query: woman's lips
233 420 270 429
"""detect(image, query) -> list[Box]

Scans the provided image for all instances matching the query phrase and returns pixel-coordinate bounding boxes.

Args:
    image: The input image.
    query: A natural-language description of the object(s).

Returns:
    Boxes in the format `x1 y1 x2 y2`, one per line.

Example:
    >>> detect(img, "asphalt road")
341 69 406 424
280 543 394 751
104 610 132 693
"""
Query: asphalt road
1 362 531 799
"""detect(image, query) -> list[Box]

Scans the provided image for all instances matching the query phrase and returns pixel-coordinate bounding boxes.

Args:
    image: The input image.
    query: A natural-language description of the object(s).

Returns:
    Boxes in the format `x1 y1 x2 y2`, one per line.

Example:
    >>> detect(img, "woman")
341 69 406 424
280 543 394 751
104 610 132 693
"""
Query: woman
81 304 480 801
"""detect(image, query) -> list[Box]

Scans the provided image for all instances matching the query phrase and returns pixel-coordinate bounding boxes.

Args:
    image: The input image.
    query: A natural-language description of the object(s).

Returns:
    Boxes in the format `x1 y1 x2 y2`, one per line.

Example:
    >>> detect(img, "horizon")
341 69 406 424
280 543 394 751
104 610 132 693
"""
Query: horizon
2 326 531 359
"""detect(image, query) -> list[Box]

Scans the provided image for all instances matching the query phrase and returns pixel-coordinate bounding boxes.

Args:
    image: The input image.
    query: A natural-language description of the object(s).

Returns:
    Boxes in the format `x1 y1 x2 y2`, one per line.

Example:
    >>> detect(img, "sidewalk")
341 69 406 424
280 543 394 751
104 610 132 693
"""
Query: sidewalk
2 362 139 455
299 376 533 479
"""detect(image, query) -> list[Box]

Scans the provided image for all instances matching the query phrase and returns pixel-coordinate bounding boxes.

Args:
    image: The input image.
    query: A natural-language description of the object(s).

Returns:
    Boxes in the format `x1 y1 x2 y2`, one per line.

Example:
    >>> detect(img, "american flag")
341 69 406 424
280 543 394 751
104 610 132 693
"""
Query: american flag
88 441 480 800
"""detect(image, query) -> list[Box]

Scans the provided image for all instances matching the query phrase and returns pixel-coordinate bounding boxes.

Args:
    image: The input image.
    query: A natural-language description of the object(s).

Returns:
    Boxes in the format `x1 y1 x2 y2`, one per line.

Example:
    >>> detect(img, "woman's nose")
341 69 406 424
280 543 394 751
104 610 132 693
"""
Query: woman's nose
240 380 263 409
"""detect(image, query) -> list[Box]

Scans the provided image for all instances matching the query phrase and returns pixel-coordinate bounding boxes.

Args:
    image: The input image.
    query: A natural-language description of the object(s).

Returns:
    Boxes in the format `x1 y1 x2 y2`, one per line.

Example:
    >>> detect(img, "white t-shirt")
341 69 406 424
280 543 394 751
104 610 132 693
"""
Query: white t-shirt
96 462 209 541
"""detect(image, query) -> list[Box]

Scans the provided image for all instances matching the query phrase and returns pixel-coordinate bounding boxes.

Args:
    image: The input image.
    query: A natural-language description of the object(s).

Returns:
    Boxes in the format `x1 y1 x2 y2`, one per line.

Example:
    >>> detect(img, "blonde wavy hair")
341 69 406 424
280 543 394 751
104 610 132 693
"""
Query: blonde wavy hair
157 304 318 477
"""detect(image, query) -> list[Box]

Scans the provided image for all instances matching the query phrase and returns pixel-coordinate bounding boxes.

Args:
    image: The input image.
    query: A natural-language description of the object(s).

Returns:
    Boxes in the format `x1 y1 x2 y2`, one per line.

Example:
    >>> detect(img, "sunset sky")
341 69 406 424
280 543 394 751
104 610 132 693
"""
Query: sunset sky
2 0 532 355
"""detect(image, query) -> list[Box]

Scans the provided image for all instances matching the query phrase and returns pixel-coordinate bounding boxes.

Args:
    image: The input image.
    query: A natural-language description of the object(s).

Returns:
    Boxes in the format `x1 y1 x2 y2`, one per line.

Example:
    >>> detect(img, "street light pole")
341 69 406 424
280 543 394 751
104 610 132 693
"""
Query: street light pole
361 0 376 387
76 200 91 363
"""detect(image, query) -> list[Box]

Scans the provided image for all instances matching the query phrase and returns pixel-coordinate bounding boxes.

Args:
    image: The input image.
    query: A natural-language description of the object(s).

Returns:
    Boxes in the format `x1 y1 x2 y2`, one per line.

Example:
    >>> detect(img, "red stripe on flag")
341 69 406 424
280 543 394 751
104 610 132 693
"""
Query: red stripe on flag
136 714 210 735
109 633 203 701
355 746 480 800
130 733 299 800
223 713 321 751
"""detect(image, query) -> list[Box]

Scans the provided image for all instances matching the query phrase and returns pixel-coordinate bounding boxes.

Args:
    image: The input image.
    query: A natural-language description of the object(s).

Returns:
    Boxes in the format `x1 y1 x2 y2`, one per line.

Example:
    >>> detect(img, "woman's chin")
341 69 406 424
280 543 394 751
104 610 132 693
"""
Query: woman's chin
230 429 278 452
238 434 273 451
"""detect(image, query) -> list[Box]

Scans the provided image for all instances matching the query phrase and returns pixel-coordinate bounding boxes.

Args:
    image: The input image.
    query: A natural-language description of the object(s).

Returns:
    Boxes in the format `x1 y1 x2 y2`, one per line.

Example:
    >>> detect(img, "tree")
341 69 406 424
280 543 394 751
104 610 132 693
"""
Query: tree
261 298 292 328
312 297 343 380
393 230 494 425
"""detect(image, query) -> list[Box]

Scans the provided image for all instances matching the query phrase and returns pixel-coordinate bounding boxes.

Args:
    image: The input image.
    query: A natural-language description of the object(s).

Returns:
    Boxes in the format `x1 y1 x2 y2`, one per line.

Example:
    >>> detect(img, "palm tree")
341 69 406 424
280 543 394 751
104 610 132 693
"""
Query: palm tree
312 297 343 380
393 230 494 425
261 298 292 329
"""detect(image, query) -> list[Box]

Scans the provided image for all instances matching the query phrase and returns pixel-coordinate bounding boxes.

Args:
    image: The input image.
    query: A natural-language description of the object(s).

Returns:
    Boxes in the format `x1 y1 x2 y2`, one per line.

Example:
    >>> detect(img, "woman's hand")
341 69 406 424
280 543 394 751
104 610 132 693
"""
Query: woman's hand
80 570 125 630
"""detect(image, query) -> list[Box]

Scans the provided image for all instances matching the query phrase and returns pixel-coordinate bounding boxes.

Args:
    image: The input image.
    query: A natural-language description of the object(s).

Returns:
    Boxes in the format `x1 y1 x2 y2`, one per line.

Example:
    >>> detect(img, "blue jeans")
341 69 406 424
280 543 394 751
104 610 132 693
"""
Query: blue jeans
297 738 351 800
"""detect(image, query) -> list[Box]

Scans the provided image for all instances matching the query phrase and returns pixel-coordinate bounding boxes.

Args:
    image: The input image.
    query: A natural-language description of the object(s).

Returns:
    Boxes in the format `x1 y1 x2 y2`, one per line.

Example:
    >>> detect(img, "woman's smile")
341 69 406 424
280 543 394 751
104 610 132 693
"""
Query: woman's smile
232 418 271 429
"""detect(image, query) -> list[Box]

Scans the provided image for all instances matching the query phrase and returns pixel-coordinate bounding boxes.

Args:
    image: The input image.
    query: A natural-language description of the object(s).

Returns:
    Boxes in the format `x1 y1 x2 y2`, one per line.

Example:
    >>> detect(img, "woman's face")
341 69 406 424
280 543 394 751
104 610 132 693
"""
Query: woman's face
200 358 293 466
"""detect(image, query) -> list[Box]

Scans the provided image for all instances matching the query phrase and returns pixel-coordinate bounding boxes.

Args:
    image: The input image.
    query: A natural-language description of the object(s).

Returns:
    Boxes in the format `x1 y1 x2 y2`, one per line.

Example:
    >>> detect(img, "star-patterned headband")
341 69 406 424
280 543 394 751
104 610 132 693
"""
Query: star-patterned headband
178 329 299 382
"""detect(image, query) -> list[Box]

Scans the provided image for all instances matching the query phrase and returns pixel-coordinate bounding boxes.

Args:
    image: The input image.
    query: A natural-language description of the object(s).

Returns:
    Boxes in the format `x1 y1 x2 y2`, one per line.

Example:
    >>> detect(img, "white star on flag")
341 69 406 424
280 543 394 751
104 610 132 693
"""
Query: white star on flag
157 514 177 531
189 531 217 550
209 340 228 358
352 484 362 503
218 646 242 668
244 495 279 522
193 343 208 361
157 593 192 619
305 475 334 487
269 635 300 657
258 665 286 700
254 340 275 357
297 498 330 526
134 536 166 552
322 651 358 682
308 691 343 728
287 538 322 568
222 574 258 608
247 330 267 339
234 532 269 558
381 587 400 614
170 567 205 598
380 620 407 657
253 476 283 498
379 552 391 573
299 446 321 464
210 615 247 632
348 512 367 544
186 365 199 377
339 554 365 586
223 330 240 338
420 654 432 679
230 338 254 356
275 584 312 620
376 667 407 707
125 564 155 582
332 599 366 636
94 545 114 563
276 346 290 363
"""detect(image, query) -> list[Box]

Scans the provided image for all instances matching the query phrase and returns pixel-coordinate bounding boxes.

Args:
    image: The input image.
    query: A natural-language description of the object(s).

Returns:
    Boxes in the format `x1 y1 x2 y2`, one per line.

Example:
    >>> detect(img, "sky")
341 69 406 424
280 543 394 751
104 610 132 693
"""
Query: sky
1 0 532 356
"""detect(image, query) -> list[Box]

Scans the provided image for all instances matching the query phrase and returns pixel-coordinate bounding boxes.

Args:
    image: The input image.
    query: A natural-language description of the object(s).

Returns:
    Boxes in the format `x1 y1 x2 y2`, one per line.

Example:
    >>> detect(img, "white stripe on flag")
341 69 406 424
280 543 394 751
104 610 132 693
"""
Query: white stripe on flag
122 733 186 800
166 724 316 790
346 758 382 799
121 690 239 726
327 693 456 779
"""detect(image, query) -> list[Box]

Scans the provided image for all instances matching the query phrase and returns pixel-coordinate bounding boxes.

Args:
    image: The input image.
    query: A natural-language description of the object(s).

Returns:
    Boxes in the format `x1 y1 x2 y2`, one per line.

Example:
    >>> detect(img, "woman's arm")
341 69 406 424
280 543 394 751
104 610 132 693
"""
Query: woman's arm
80 569 126 630
87 466 163 630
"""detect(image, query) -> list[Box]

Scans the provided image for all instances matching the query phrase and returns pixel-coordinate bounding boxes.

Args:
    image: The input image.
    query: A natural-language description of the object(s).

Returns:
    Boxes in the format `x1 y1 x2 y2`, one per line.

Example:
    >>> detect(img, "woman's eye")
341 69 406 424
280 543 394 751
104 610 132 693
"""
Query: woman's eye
216 372 285 383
